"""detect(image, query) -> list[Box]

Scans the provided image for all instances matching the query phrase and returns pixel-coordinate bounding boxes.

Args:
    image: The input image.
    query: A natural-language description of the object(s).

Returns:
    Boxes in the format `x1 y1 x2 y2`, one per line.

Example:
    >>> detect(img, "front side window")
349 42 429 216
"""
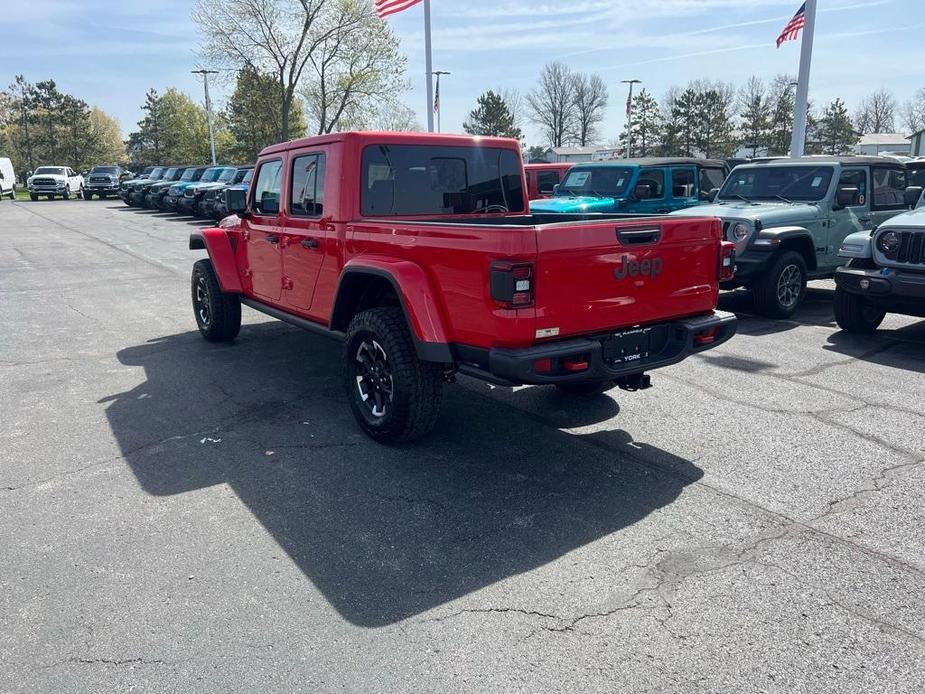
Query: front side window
719 166 834 202
836 169 867 207
671 168 696 198
290 154 326 217
252 160 282 215
871 167 907 209
536 170 559 195
907 165 925 188
635 169 665 199
558 167 633 198
361 144 524 216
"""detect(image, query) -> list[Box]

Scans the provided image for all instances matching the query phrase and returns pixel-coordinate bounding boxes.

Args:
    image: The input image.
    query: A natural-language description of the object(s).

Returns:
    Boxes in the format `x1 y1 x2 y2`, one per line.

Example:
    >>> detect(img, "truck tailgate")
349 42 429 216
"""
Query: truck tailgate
533 217 721 338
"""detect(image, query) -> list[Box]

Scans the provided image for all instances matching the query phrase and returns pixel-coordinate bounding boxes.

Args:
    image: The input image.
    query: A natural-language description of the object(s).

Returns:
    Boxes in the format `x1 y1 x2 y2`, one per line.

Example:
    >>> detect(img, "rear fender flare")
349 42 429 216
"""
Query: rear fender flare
331 258 453 362
189 228 242 293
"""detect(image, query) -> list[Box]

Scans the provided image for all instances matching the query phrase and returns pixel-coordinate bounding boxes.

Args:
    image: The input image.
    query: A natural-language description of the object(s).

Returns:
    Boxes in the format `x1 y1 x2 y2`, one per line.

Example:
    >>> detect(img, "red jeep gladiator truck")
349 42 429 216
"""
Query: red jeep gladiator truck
189 132 736 442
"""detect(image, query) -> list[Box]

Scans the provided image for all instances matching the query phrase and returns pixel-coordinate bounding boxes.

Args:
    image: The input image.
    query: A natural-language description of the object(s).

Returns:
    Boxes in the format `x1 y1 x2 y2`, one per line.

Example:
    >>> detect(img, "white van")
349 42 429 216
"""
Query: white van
0 157 15 199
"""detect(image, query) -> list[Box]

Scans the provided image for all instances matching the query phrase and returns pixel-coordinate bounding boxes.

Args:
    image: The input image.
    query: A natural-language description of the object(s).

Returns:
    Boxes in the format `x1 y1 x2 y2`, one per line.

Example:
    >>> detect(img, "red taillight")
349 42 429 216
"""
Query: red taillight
490 260 534 308
534 358 553 374
694 327 717 345
719 241 736 281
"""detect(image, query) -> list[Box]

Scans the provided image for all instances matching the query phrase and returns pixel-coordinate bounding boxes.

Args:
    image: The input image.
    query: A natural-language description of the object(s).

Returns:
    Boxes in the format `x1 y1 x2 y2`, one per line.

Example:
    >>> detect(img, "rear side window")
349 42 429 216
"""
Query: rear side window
671 168 696 198
290 153 326 217
361 144 524 216
252 160 283 215
536 170 560 195
871 167 907 210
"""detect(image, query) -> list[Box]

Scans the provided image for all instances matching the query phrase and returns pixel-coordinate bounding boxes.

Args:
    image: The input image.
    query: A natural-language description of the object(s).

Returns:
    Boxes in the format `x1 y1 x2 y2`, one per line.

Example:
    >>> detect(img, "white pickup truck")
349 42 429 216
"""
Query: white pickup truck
27 166 84 200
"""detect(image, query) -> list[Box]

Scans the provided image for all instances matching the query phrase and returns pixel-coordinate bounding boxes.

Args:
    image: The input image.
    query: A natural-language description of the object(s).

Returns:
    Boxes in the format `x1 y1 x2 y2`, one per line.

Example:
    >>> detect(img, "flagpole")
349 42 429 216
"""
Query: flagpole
790 0 816 157
424 0 434 132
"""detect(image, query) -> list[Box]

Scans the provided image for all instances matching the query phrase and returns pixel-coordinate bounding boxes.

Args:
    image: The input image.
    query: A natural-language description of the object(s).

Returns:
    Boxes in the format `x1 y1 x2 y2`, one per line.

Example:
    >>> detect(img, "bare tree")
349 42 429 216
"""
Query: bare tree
368 101 420 132
300 0 408 134
499 87 524 133
571 73 608 146
193 0 356 141
526 62 577 147
854 88 897 134
901 88 925 133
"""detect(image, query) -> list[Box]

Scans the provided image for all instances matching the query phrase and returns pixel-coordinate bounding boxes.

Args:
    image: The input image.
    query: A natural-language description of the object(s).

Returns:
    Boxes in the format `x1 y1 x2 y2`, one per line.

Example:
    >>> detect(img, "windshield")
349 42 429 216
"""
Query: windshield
181 168 204 182
240 169 254 184
199 167 224 183
91 166 120 174
557 167 634 198
147 167 165 180
719 165 834 201
217 167 238 183
161 168 180 180
360 144 525 216
35 167 65 176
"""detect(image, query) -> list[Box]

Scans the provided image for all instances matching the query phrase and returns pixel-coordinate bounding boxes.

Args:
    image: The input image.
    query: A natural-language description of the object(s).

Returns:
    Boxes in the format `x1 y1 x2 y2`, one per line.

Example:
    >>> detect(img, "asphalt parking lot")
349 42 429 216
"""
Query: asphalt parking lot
2 199 924 693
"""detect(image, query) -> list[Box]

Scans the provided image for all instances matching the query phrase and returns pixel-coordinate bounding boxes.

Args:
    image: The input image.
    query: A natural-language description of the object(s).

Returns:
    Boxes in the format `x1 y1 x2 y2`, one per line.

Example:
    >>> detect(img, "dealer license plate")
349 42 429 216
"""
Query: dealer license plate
601 327 652 365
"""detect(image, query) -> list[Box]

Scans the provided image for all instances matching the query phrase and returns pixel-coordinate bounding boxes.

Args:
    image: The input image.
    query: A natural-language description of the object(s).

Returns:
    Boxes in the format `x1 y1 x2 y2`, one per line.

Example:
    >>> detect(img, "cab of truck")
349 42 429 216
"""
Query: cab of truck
529 158 728 215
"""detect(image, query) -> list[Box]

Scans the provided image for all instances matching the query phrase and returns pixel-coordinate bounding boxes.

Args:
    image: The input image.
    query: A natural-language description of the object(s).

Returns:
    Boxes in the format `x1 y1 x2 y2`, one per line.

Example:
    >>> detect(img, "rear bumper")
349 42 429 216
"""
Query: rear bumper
458 311 737 386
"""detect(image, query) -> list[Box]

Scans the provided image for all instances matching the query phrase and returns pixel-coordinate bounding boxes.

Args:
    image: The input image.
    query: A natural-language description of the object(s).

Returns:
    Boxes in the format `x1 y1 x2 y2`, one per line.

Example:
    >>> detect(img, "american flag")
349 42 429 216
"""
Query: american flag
776 3 806 47
433 78 440 113
375 0 422 19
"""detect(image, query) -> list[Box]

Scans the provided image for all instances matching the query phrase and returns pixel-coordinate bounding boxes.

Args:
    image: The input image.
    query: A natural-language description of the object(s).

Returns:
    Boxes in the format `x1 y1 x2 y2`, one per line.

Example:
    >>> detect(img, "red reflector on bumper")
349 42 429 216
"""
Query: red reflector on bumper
694 327 717 345
563 358 589 372
533 358 553 374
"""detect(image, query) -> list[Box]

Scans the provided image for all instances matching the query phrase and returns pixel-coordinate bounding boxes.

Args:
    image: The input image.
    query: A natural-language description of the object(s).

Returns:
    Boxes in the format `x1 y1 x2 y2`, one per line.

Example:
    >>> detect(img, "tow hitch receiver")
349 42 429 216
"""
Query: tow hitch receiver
616 373 652 392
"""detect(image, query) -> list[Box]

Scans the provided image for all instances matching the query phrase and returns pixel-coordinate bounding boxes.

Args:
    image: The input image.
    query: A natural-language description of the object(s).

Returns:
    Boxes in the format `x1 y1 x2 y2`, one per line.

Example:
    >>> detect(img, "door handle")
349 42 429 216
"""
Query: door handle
266 234 279 244
301 237 319 249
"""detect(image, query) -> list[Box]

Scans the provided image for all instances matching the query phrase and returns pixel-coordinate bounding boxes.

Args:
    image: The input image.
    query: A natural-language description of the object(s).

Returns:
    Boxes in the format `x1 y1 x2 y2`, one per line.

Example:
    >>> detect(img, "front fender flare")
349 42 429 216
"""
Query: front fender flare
332 257 452 362
190 228 242 293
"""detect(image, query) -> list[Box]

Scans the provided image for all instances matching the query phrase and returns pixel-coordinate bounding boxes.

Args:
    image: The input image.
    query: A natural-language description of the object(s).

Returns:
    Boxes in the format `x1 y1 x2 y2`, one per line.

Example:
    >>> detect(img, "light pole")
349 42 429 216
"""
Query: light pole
432 70 450 132
621 79 641 158
192 69 219 165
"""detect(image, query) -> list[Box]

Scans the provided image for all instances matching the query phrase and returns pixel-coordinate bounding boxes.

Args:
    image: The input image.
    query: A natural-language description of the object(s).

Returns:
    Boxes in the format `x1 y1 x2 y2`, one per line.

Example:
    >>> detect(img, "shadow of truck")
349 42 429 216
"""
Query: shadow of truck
101 322 702 627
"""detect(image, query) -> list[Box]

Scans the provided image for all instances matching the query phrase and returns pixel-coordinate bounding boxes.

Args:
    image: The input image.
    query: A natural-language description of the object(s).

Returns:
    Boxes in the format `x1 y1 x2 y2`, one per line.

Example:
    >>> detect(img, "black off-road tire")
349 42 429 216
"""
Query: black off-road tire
555 380 613 396
83 190 92 200
344 307 443 443
753 250 807 318
191 259 241 342
62 186 70 200
30 192 38 201
833 287 886 333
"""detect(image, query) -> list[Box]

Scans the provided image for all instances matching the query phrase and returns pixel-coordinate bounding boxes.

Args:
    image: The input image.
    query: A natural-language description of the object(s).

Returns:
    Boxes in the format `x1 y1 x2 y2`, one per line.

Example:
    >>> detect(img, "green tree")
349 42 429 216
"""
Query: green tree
670 88 699 156
696 89 735 158
526 145 547 162
813 98 857 155
767 75 796 156
620 88 662 156
463 90 522 139
738 76 772 157
127 88 220 166
226 67 305 162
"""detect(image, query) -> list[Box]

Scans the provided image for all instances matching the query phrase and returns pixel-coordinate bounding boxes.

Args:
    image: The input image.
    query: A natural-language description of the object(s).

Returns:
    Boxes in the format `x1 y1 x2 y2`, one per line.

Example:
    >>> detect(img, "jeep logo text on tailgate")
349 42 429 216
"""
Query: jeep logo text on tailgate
614 254 663 280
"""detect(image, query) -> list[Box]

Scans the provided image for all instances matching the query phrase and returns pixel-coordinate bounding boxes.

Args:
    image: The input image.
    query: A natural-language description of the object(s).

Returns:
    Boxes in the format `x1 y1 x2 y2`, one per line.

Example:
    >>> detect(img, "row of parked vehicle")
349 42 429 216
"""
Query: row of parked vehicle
525 156 925 323
119 164 254 220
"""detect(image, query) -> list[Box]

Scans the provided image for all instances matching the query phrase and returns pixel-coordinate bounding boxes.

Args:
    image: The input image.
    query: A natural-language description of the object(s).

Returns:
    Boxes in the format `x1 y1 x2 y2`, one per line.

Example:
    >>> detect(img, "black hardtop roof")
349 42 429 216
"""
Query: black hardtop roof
573 157 728 168
740 155 904 167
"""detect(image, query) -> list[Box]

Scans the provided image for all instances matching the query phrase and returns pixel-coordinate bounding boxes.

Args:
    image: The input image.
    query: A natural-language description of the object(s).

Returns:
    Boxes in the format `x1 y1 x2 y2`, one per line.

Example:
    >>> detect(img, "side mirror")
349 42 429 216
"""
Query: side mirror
904 186 923 208
834 187 859 209
225 187 248 216
708 188 720 202
552 183 560 195
260 191 279 215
